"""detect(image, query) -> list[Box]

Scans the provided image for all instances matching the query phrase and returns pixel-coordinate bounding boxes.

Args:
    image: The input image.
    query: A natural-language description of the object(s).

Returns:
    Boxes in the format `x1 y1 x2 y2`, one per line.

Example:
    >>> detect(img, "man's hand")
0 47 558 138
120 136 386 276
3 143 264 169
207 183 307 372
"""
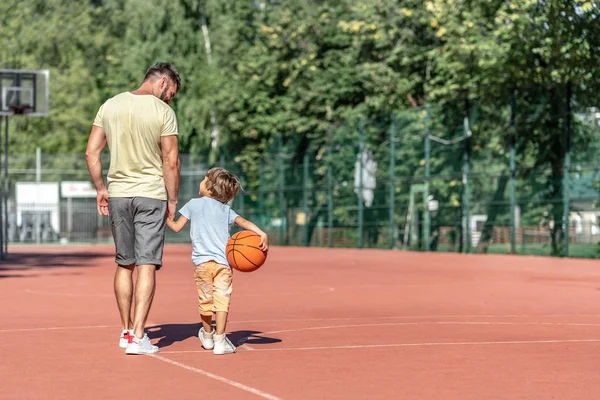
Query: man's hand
167 200 177 220
97 189 109 216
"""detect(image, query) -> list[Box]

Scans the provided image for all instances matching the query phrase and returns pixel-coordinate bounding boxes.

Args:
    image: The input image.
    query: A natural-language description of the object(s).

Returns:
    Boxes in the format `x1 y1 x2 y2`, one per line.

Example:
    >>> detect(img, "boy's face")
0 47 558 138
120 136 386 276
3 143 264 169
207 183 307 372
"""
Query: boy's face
199 176 210 197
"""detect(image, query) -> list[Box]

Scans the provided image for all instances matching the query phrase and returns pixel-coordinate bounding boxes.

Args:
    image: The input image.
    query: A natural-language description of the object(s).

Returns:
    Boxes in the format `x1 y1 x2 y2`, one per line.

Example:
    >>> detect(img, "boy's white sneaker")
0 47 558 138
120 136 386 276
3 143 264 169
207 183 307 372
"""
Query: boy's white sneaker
199 327 214 350
125 333 159 355
119 329 133 349
213 333 236 355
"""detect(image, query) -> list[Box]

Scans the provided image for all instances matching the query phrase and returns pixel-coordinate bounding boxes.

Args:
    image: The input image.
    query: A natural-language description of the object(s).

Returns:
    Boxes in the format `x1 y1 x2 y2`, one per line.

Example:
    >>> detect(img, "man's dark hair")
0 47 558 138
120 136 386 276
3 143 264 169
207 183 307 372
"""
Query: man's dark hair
144 62 181 91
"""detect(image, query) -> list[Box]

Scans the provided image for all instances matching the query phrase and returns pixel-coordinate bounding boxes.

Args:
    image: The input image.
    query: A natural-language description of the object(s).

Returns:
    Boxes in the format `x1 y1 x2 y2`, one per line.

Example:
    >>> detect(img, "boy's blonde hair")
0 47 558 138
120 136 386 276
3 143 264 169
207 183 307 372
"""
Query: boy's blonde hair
205 167 241 204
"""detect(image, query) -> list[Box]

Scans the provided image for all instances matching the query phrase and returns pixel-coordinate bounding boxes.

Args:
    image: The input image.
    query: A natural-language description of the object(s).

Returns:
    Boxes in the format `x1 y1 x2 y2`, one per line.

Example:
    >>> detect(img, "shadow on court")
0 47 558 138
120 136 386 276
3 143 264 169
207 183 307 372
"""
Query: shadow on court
0 251 109 279
147 323 282 348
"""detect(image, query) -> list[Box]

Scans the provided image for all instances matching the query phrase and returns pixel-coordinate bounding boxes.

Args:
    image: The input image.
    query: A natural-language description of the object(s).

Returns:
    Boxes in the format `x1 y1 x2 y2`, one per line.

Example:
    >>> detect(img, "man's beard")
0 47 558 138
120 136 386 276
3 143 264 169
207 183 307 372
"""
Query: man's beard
159 87 169 104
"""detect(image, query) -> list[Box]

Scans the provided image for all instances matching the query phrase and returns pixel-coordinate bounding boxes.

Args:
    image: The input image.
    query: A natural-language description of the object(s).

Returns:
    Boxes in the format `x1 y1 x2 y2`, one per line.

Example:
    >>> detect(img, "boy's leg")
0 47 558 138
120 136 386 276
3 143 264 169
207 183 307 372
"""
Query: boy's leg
215 311 228 335
212 265 235 355
195 262 216 349
212 265 233 334
200 314 213 333
194 262 216 320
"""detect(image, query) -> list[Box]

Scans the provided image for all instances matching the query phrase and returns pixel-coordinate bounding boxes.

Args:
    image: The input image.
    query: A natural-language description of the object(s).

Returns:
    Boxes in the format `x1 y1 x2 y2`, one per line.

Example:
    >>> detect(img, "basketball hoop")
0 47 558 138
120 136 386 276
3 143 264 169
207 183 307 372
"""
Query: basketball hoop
8 104 32 115
0 69 50 260
1 69 49 117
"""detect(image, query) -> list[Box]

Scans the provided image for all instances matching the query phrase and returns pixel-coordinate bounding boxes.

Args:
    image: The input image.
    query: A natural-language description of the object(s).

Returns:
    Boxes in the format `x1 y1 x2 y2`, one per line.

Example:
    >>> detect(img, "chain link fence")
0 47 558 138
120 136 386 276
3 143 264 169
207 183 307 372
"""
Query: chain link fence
5 102 599 258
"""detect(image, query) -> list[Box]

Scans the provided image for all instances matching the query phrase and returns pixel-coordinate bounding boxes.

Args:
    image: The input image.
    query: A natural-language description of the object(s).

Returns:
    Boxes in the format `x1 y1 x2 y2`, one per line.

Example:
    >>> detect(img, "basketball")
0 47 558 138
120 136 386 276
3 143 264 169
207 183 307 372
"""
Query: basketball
226 230 267 272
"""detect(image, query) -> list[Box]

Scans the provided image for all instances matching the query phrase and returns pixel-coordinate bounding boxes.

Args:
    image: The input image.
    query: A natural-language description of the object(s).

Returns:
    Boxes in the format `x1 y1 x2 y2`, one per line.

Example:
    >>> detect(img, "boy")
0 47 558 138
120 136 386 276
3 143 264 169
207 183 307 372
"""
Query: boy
166 167 268 355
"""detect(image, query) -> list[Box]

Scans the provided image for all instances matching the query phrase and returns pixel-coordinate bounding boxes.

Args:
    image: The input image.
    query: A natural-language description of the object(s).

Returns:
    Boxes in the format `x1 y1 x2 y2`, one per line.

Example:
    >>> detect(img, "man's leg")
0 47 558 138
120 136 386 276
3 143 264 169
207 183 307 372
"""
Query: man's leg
114 264 135 331
131 197 166 340
108 197 136 347
132 264 156 339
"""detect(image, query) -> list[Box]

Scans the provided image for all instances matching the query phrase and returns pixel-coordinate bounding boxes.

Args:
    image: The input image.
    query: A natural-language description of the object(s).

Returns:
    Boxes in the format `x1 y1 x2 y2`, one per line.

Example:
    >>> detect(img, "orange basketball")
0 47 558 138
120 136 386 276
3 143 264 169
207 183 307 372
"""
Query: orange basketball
226 230 267 272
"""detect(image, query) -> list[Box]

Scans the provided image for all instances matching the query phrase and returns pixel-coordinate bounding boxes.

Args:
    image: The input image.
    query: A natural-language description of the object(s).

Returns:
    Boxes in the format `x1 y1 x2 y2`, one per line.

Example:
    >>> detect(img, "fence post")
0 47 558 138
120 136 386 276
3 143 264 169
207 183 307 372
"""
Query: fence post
36 147 41 245
327 143 333 247
424 105 431 251
278 133 285 245
3 114 8 256
563 82 571 257
463 104 471 254
389 114 396 249
358 119 365 249
510 89 517 254
0 117 4 260
259 160 265 228
238 176 245 217
303 152 310 246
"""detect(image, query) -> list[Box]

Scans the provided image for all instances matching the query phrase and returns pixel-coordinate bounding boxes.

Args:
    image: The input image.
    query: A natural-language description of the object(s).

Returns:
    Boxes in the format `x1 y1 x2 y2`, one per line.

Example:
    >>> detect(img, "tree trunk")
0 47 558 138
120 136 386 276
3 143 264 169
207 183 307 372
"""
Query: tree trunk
305 204 324 246
475 174 509 253
550 159 565 256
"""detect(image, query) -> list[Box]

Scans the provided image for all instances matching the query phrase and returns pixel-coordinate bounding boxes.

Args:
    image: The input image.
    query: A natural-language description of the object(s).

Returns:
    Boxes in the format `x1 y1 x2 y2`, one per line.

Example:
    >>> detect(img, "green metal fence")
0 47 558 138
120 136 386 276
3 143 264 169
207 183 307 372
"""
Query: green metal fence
219 102 599 258
4 101 599 258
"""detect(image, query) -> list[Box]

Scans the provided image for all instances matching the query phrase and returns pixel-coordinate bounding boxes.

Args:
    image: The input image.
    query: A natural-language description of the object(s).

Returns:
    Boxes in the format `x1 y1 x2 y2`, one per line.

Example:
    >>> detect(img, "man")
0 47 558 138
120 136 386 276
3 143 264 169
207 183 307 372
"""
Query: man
86 62 181 355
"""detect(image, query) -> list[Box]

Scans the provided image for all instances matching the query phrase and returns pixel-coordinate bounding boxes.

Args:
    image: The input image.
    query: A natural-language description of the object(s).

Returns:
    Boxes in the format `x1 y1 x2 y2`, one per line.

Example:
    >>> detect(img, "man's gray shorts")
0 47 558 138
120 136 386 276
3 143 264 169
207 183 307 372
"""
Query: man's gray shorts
108 197 167 269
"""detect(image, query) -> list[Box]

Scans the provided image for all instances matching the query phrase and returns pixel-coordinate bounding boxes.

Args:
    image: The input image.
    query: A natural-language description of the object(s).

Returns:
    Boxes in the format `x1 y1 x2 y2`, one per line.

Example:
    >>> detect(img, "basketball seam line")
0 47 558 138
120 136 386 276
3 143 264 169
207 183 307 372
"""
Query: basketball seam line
229 230 263 270
232 232 239 269
230 243 263 250
233 231 258 241
233 248 261 269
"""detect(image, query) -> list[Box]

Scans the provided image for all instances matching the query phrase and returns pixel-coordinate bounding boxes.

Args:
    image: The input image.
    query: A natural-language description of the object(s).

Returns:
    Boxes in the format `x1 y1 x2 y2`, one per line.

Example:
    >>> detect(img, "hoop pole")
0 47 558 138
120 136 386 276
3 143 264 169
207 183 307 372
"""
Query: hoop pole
4 115 7 257
0 116 4 260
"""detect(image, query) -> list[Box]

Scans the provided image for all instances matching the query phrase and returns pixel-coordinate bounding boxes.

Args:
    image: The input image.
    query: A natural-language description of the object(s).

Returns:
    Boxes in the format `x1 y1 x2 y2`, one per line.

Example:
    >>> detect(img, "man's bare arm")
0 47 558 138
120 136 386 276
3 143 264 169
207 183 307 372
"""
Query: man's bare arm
86 126 107 191
86 125 109 215
161 135 180 217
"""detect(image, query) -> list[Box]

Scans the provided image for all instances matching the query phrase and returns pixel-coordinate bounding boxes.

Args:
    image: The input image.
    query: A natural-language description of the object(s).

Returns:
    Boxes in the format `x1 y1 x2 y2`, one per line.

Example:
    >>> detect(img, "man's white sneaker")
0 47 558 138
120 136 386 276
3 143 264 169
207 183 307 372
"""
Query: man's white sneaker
213 333 236 355
119 329 133 349
199 327 214 350
125 333 159 355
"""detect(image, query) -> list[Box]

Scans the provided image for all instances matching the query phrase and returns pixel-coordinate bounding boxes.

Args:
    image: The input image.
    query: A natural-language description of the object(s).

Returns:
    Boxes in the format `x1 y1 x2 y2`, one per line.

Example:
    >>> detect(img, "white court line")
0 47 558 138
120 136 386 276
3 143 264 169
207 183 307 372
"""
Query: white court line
227 313 600 324
258 321 600 336
25 288 112 297
0 325 118 333
149 354 281 400
161 338 600 354
4 316 600 334
233 320 600 347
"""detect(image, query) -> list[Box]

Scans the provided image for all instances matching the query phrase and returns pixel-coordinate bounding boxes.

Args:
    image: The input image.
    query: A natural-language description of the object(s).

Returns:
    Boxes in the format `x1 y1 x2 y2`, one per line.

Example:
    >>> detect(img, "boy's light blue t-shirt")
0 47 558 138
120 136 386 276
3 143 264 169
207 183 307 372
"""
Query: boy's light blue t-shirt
179 197 239 267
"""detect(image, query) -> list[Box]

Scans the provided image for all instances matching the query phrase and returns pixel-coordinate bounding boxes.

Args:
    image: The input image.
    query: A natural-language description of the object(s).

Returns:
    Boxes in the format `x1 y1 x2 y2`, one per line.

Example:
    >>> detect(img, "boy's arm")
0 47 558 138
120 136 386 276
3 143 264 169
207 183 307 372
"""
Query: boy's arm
234 216 269 251
166 216 189 233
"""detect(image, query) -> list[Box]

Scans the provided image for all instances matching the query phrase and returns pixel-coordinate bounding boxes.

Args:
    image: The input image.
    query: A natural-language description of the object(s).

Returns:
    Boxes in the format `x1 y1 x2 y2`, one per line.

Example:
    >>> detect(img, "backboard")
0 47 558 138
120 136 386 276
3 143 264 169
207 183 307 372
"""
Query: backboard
0 69 49 117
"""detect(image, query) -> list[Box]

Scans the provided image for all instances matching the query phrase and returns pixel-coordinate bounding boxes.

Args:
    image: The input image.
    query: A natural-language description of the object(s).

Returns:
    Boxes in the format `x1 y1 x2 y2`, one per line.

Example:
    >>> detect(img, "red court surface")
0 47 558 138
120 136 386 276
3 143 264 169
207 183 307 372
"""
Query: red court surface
1 244 600 399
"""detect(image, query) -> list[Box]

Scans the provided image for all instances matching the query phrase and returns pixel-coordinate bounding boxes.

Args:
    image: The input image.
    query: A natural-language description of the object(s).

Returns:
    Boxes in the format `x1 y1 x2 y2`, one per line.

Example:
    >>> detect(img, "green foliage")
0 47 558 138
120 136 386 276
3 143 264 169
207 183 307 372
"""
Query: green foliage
2 0 600 254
